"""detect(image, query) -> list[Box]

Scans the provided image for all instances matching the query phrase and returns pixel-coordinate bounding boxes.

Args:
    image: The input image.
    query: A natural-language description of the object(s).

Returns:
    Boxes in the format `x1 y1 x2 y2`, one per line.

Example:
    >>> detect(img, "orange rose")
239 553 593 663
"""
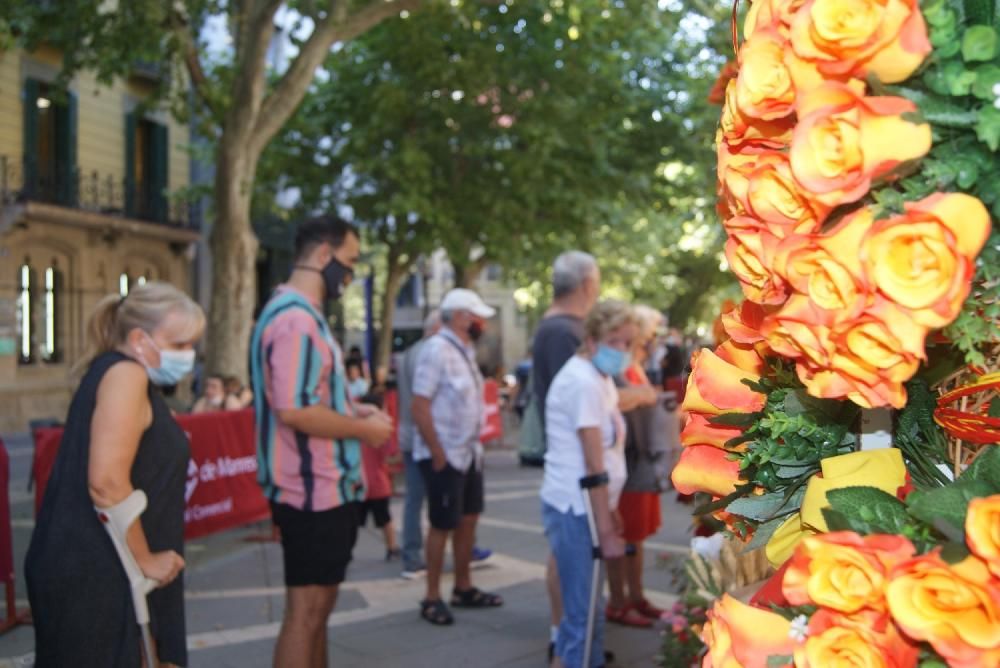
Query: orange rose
681 412 745 450
966 494 1000 578
701 595 795 668
887 553 1000 668
720 79 795 148
746 153 831 238
671 444 741 497
795 609 920 668
783 531 916 613
760 294 833 368
681 347 767 416
715 339 767 376
863 193 992 328
745 0 810 39
725 220 790 305
790 0 931 83
735 29 797 120
790 83 931 207
718 145 767 220
720 299 769 344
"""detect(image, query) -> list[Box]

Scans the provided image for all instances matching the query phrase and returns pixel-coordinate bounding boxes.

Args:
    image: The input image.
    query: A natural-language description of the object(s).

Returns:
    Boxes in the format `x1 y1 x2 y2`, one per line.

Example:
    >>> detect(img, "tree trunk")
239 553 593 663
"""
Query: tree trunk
452 257 488 290
375 250 412 373
204 137 260 381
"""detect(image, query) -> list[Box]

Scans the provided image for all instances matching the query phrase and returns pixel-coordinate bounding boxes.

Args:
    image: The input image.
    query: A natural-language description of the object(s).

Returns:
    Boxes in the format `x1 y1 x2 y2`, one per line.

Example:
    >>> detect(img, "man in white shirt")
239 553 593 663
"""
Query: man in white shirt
412 288 504 625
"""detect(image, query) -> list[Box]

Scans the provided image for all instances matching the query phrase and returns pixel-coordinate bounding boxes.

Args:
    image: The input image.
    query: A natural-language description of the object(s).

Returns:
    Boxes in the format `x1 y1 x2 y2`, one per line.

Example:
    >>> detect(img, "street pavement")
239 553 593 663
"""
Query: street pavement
0 433 692 667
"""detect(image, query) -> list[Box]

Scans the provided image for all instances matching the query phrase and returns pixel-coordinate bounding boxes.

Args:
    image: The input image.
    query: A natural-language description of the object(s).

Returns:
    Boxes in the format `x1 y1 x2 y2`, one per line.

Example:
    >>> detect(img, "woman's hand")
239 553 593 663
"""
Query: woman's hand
138 550 185 587
599 528 626 560
611 509 624 537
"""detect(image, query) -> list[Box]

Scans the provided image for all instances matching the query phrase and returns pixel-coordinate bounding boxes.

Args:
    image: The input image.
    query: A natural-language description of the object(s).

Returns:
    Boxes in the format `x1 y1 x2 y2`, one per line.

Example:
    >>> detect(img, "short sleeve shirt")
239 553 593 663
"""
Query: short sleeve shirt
411 328 484 472
541 355 627 515
249 286 363 511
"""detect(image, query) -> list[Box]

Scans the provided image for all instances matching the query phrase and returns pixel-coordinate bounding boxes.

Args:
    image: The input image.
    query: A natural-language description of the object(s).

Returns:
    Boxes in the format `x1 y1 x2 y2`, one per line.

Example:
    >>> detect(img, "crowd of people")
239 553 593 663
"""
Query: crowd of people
24 215 684 668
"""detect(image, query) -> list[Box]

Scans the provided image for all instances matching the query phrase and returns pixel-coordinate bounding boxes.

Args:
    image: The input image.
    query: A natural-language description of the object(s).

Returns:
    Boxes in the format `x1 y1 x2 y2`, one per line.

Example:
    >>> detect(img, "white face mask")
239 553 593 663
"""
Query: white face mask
140 334 196 386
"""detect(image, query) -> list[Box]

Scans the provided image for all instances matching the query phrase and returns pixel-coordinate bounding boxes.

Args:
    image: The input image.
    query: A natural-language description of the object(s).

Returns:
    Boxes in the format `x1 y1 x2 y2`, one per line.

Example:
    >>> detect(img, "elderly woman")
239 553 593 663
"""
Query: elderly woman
607 305 668 627
541 300 636 668
27 282 204 667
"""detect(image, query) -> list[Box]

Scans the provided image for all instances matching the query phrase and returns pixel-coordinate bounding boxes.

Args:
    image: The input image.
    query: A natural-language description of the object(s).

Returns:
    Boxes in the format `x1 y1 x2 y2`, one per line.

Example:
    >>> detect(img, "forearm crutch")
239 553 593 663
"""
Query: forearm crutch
579 473 608 668
95 490 160 667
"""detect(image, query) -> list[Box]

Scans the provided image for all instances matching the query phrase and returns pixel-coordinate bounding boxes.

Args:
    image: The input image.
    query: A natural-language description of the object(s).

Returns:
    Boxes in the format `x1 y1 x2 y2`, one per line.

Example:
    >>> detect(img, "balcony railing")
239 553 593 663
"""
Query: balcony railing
0 155 197 229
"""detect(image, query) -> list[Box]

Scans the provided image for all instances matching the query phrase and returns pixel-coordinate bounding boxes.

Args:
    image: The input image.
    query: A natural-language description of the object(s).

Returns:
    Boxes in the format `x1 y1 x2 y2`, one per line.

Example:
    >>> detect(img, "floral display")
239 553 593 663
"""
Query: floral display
665 0 1000 665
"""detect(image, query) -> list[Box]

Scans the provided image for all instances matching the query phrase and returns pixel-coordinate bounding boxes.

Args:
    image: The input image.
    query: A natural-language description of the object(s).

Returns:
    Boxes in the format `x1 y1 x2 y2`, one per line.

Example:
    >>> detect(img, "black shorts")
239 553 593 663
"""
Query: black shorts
418 460 484 531
357 497 392 528
270 501 358 587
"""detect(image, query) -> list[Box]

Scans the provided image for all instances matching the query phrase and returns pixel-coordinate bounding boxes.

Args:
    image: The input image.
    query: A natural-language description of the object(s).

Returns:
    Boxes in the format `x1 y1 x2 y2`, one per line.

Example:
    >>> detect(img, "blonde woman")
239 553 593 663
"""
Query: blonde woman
26 282 204 668
541 300 635 668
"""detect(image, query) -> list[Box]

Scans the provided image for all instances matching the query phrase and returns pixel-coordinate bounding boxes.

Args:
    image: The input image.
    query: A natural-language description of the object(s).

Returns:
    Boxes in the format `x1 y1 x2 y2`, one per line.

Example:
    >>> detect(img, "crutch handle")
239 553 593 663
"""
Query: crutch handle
95 490 160 624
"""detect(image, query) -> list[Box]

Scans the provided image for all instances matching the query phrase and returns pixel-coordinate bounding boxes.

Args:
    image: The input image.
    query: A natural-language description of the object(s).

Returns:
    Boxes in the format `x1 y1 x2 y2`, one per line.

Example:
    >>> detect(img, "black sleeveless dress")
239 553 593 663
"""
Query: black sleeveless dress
26 351 189 667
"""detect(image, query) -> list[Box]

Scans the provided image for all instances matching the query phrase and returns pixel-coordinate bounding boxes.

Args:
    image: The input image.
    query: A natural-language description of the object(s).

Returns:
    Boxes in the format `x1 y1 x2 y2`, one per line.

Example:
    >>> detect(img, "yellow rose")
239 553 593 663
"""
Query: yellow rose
746 153 830 238
701 595 795 668
887 554 1000 668
794 609 920 668
736 29 797 120
782 532 915 613
966 494 1000 578
724 218 790 305
864 193 993 329
790 0 931 83
790 83 931 207
720 79 794 148
745 0 810 39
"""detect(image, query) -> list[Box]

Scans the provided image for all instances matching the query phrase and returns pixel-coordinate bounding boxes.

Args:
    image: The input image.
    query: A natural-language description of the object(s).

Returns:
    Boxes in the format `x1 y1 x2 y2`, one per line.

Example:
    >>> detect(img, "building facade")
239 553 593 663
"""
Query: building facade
0 46 198 433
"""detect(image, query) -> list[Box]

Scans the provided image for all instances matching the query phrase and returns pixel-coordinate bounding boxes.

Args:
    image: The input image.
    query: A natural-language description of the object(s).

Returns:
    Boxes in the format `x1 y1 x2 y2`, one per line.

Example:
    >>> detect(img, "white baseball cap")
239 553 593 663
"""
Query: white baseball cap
440 288 496 318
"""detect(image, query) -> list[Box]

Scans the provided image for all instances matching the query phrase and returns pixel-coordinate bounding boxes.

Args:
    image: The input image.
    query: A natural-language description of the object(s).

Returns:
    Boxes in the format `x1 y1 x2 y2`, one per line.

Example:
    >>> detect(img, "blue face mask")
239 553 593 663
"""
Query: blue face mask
141 335 196 387
591 344 631 377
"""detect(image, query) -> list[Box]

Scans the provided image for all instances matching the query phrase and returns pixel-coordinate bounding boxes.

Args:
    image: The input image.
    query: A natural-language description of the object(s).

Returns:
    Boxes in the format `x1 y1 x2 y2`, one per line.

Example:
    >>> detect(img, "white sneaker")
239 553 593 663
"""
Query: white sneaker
401 566 427 580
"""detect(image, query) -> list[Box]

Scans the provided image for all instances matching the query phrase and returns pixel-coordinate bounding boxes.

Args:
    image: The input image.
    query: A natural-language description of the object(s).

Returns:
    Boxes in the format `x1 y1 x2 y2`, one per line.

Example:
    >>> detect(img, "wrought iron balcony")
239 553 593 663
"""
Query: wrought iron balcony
0 155 197 229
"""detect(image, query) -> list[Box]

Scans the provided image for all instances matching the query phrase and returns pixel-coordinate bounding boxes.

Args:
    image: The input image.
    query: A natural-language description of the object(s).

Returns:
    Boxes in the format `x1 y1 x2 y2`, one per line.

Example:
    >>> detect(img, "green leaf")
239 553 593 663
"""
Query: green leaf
963 0 996 26
976 105 1000 151
960 445 1000 488
963 26 999 62
726 487 806 522
907 480 996 534
742 515 788 552
767 656 793 668
972 64 1000 100
709 412 757 428
826 486 912 532
989 397 1000 418
940 541 971 564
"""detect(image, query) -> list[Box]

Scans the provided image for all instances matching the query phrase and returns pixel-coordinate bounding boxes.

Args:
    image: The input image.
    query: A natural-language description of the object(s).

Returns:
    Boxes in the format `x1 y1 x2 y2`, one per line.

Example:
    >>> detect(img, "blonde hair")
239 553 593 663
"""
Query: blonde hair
633 305 663 343
79 281 205 372
583 299 636 345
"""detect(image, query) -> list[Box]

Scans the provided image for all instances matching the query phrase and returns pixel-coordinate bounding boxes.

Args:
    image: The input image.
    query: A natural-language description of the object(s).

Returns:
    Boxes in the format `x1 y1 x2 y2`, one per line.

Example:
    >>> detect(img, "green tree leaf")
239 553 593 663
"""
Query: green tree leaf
976 106 1000 150
963 25 1000 62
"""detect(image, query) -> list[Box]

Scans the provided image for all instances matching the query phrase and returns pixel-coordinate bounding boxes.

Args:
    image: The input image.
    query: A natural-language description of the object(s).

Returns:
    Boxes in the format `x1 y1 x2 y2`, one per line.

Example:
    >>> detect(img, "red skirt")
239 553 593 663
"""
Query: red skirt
618 490 661 544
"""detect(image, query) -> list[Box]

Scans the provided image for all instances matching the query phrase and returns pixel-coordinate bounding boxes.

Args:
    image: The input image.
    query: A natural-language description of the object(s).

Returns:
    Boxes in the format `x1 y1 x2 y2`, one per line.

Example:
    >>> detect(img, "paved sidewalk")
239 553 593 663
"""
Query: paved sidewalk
0 440 691 667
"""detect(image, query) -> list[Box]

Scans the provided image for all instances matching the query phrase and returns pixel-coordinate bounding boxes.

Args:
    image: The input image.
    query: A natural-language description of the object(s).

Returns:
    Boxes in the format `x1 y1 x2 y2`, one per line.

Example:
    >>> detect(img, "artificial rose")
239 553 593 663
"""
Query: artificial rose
790 0 931 83
821 299 926 408
745 0 810 38
720 79 795 148
735 29 797 120
864 193 992 328
887 553 1000 668
681 412 745 450
966 494 1000 578
745 153 830 237
790 83 931 207
773 239 867 324
720 299 768 344
794 609 920 668
715 339 767 376
760 294 833 368
717 145 766 220
782 531 916 613
681 347 767 416
725 220 790 305
671 445 741 497
701 595 795 668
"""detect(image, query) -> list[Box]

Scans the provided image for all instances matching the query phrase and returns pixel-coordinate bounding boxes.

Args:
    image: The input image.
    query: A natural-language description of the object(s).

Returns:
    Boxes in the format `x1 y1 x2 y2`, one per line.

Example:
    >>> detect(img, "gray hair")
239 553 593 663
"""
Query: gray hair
553 250 598 299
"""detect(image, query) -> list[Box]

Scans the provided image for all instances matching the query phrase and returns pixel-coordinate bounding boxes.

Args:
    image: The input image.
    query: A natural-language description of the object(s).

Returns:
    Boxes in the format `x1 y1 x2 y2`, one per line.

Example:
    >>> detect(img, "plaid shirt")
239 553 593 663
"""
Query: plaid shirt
411 327 484 472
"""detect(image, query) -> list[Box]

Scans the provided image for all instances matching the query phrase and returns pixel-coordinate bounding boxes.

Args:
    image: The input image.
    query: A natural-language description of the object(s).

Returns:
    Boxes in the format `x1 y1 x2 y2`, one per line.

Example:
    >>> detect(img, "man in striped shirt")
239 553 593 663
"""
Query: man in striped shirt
250 216 393 668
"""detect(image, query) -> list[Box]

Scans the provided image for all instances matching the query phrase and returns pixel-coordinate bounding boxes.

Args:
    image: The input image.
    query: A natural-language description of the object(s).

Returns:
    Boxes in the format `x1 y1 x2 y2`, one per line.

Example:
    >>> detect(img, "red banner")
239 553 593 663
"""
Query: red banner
33 409 270 540
481 379 503 444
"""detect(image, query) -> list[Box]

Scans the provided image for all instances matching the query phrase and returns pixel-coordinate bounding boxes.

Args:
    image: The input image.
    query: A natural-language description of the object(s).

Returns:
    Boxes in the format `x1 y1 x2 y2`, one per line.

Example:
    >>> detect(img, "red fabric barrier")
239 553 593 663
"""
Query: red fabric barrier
33 409 270 540
481 379 503 444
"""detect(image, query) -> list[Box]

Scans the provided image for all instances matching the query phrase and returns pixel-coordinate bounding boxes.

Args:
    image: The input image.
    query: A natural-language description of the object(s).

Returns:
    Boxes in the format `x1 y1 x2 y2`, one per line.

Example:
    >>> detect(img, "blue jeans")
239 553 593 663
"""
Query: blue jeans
402 451 426 570
542 502 605 668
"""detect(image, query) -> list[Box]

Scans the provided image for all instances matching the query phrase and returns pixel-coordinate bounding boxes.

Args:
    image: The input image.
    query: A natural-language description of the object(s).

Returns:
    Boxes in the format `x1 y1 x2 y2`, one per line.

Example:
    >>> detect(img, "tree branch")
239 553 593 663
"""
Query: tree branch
252 0 424 156
170 7 222 120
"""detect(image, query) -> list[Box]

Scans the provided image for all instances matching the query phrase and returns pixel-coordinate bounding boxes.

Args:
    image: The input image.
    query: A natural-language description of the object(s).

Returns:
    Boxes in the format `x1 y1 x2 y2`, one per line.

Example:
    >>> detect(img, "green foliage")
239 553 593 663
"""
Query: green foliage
894 379 953 489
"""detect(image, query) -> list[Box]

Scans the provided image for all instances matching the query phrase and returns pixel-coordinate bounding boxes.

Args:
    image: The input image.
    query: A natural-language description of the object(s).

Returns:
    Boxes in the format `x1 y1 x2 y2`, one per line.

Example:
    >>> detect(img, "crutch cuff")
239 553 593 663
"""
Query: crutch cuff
579 472 609 489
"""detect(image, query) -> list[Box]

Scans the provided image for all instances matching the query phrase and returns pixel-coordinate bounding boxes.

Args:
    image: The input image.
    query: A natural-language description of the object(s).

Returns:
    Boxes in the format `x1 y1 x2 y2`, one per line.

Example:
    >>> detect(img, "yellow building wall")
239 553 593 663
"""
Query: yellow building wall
0 47 190 194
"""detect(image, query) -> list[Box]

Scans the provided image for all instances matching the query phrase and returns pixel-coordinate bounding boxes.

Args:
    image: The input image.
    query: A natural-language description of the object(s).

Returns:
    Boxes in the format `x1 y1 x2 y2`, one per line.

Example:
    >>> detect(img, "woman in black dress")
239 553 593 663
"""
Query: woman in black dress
26 281 204 667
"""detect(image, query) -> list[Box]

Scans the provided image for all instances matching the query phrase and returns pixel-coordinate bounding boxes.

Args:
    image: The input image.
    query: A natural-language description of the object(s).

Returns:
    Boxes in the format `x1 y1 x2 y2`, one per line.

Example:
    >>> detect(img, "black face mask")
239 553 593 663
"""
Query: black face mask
468 321 484 342
321 257 354 300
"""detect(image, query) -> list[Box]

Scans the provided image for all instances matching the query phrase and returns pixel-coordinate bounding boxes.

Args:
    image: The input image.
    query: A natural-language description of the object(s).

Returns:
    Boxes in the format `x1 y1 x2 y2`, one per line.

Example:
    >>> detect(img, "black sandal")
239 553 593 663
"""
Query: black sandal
451 586 504 608
420 598 454 625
